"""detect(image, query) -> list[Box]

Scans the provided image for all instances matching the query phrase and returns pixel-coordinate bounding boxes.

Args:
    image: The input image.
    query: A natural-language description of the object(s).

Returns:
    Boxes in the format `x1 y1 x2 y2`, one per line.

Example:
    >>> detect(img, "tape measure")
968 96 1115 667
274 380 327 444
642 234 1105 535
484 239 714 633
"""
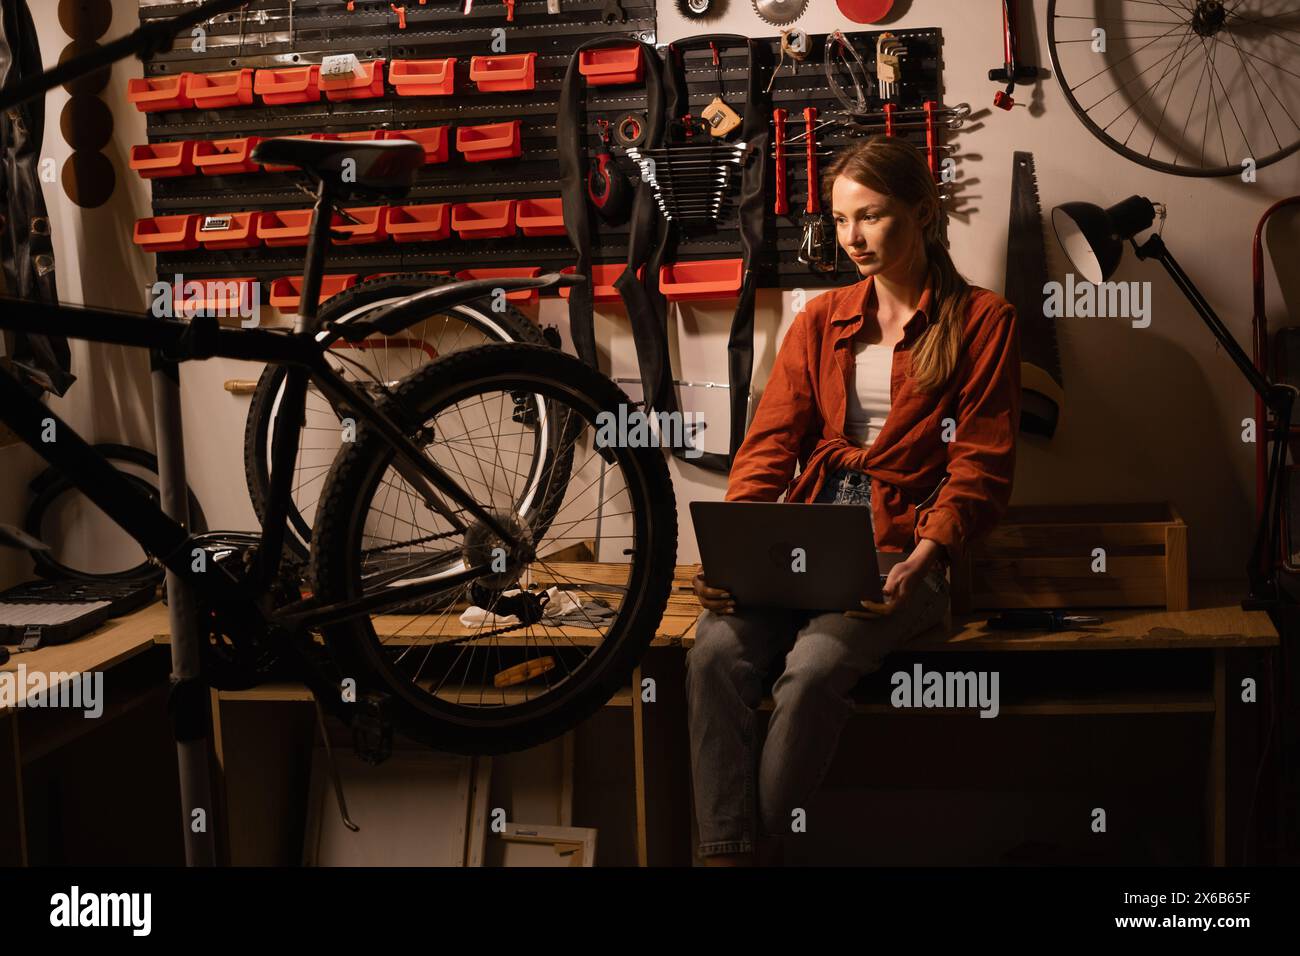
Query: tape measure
613 112 648 149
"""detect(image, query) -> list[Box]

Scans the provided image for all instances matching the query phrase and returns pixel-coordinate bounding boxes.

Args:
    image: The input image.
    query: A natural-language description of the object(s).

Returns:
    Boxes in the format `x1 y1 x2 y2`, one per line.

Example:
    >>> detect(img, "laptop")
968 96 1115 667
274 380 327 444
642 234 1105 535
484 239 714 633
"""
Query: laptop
690 501 910 611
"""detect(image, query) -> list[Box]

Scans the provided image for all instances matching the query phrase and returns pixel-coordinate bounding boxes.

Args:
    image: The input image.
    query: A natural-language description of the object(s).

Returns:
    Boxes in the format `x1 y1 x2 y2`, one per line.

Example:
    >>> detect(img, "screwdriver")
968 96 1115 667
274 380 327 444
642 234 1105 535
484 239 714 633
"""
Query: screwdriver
985 609 1103 631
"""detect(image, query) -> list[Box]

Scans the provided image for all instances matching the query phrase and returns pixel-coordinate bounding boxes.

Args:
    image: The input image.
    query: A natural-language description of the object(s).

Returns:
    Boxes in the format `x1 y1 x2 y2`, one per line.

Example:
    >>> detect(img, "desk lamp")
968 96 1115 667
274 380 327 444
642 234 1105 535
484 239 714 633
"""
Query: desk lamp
1051 196 1294 613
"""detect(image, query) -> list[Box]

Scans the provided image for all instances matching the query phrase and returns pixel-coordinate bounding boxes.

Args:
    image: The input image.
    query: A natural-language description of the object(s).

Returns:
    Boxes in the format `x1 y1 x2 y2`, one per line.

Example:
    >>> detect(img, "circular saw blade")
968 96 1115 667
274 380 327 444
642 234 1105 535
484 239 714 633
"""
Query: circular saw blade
752 0 808 27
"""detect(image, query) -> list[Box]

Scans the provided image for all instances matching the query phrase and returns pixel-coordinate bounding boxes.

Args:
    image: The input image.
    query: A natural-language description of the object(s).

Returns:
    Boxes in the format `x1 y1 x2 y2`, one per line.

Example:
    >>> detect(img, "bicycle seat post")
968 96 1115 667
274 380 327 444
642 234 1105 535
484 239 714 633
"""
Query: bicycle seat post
296 176 338 335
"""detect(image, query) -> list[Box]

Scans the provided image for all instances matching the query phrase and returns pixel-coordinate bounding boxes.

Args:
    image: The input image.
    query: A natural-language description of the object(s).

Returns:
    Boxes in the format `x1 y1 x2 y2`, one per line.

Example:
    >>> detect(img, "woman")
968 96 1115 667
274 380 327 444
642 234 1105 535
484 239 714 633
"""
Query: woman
686 136 1021 866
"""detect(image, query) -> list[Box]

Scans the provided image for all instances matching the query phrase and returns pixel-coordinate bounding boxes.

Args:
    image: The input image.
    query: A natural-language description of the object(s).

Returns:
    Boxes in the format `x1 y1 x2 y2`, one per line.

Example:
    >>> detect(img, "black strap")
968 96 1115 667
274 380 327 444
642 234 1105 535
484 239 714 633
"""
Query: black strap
655 36 771 473
557 38 677 419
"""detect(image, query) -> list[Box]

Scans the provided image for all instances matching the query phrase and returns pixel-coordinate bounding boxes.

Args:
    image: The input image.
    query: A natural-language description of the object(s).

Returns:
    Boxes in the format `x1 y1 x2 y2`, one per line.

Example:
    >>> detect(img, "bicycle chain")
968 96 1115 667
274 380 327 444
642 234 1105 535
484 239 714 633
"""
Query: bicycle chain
362 528 461 557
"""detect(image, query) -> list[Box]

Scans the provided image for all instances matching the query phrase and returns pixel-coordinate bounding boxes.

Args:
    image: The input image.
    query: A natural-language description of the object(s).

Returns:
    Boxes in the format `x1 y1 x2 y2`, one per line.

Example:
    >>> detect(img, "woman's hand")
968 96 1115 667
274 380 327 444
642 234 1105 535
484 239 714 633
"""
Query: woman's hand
846 540 943 618
692 567 736 615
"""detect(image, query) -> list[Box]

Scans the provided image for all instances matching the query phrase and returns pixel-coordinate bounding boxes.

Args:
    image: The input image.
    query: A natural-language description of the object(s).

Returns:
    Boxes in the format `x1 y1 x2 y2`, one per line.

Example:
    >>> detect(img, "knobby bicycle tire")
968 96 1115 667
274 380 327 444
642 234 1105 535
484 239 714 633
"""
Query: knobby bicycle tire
309 343 678 755
25 443 207 583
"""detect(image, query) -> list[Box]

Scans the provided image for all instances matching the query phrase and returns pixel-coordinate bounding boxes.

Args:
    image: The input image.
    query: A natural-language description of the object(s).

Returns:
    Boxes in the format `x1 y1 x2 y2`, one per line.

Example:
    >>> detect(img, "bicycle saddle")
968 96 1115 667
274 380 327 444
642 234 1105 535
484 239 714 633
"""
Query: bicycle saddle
250 138 425 200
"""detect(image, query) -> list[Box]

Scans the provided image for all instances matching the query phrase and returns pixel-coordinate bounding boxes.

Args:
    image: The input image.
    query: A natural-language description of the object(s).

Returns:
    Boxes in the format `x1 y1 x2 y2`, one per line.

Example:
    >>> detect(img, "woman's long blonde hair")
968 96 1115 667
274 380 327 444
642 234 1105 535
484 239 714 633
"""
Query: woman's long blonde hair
821 136 968 393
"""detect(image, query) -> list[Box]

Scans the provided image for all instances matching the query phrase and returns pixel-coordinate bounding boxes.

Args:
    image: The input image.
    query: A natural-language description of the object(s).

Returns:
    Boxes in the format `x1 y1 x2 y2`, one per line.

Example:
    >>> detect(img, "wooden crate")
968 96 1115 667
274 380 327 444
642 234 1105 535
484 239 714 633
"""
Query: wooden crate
952 502 1188 613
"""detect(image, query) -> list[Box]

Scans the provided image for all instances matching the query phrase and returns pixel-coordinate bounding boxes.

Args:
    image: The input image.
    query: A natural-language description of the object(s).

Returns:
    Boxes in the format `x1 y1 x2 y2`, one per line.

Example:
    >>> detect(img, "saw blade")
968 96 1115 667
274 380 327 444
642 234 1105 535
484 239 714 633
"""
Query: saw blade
1006 151 1064 438
752 0 808 27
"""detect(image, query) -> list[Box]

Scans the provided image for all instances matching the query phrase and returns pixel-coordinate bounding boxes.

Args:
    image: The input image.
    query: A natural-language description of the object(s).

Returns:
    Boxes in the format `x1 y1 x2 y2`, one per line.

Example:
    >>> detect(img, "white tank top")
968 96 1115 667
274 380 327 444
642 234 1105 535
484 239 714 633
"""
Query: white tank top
844 336 892 448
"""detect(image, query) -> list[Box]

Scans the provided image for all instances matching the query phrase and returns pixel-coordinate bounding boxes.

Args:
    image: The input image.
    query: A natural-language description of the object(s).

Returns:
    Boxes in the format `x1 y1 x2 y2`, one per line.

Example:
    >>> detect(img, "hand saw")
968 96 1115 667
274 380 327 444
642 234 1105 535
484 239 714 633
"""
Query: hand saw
1006 151 1063 438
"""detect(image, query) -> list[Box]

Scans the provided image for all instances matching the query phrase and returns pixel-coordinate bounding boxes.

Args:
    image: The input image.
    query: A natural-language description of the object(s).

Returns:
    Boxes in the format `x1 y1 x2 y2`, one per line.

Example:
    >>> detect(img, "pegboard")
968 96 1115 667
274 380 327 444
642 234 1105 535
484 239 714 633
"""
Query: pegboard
135 0 656 289
132 3 949 296
655 27 947 289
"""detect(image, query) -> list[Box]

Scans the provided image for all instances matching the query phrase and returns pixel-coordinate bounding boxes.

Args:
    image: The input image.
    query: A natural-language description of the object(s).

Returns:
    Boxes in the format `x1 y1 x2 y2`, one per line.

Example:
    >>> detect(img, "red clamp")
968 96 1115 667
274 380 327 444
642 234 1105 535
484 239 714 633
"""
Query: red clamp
390 3 407 28
883 102 896 137
773 108 788 216
923 100 938 180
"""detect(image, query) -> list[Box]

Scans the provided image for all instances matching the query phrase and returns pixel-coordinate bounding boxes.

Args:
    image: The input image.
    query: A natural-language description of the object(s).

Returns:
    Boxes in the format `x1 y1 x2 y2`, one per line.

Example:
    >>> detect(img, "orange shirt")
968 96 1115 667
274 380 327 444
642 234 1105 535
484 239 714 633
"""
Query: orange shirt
724 274 1021 564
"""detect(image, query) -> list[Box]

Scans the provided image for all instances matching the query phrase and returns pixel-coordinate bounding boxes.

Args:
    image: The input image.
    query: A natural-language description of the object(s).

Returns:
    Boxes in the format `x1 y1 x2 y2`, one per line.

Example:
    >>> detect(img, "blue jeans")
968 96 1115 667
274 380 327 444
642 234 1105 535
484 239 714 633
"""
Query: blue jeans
686 468 950 858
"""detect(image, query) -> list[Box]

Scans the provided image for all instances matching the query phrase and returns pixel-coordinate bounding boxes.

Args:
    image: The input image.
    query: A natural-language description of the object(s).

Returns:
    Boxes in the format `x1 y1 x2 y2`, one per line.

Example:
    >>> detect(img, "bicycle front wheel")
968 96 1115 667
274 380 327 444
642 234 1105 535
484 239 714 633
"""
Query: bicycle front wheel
309 343 677 755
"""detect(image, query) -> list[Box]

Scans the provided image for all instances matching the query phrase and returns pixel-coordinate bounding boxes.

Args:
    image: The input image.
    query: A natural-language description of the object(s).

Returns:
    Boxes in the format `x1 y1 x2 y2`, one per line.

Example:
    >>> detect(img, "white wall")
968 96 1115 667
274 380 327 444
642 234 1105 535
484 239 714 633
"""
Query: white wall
7 0 1299 585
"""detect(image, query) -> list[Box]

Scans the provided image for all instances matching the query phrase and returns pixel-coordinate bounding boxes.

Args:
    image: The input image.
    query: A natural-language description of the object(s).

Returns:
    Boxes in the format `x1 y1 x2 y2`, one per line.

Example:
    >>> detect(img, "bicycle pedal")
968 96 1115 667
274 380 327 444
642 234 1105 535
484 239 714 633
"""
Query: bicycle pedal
352 691 394 766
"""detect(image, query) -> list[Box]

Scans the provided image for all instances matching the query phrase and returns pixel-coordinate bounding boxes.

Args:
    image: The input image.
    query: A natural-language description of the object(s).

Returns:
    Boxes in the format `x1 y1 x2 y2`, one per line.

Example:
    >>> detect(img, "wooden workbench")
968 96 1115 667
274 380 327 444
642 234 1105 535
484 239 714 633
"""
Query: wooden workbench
0 573 1281 866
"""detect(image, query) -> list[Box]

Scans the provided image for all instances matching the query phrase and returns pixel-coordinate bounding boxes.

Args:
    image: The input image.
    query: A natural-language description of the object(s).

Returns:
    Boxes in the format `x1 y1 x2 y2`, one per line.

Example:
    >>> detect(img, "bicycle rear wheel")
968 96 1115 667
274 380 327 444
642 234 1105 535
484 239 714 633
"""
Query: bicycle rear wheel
309 343 677 755
244 274 549 557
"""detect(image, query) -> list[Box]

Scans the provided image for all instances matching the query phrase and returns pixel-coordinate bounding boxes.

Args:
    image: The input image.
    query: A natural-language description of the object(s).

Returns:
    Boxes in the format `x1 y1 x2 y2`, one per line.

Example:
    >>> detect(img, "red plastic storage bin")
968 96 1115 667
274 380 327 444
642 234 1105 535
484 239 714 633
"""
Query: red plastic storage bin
559 264 640 303
455 267 543 306
320 59 385 101
456 121 522 162
659 259 744 302
254 65 321 104
516 197 565 237
260 133 339 172
365 271 452 281
331 206 389 244
127 74 193 112
387 126 450 164
269 274 359 311
451 200 516 239
196 212 263 250
334 130 387 143
192 136 264 176
386 203 451 242
578 46 644 86
171 277 259 317
129 141 196 179
133 214 199 253
389 58 456 96
469 53 536 92
185 69 255 109
257 209 315 247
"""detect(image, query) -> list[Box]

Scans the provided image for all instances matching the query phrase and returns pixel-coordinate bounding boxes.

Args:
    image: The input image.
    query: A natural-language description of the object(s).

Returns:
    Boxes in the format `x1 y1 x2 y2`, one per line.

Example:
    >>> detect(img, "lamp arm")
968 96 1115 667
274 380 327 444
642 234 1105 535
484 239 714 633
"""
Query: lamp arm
1133 234 1294 609
0 0 248 113
1133 234 1279 405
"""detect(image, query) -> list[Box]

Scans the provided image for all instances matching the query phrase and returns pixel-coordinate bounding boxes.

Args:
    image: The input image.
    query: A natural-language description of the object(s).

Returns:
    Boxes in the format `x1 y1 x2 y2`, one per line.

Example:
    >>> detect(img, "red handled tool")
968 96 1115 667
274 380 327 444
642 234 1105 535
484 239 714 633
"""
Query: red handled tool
773 107 788 215
798 107 835 273
587 118 631 221
989 0 1037 110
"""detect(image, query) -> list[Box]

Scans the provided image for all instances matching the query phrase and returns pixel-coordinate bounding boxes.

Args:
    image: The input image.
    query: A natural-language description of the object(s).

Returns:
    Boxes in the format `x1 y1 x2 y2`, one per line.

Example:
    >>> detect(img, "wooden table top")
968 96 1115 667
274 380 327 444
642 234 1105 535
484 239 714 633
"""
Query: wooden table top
0 571 1278 713
673 575 1281 651
1 601 170 714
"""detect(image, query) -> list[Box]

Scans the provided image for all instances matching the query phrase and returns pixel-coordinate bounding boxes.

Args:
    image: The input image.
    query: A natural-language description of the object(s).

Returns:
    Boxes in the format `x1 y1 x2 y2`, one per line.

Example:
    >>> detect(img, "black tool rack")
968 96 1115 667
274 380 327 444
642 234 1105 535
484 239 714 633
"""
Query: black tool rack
135 0 656 290
656 27 946 289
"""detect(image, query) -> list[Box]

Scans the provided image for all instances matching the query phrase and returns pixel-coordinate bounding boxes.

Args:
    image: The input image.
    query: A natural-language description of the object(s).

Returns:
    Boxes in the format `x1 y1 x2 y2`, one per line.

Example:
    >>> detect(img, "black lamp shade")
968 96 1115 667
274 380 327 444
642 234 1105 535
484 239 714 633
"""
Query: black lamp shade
1050 196 1157 284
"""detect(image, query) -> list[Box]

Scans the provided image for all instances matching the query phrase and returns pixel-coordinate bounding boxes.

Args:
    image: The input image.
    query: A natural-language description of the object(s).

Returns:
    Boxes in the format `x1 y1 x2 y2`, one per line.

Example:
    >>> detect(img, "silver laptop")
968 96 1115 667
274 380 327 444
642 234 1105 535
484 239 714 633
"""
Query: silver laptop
690 501 909 611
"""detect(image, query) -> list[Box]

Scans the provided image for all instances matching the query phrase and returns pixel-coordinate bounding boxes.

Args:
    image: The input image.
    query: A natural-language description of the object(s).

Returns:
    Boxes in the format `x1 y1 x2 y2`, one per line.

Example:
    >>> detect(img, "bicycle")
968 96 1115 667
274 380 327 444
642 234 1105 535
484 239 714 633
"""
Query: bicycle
0 0 677 755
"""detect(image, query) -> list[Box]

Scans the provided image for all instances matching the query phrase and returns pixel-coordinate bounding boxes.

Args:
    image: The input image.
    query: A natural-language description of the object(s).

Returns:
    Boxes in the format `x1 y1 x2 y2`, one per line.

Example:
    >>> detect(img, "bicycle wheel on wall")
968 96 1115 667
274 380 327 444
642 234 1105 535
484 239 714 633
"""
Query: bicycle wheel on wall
1047 0 1300 176
243 274 550 557
310 343 677 756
